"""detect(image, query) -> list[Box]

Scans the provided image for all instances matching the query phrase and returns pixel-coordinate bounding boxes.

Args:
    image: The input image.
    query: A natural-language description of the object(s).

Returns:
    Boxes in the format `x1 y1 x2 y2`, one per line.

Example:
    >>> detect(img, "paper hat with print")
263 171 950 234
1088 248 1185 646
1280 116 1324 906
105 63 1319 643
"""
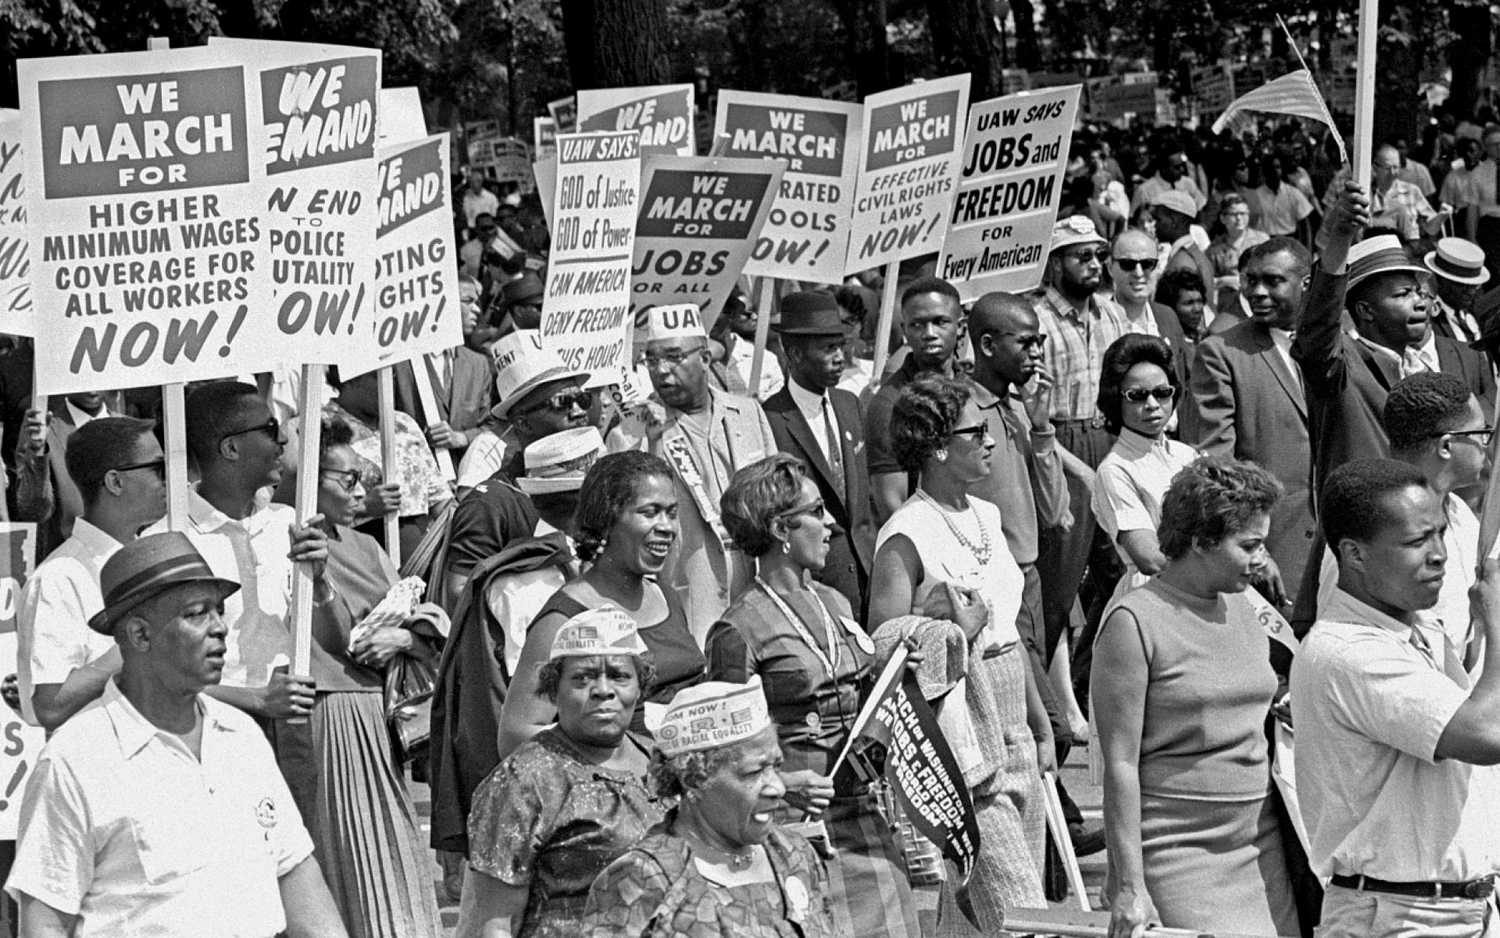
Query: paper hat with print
1346 234 1427 290
549 605 649 661
1050 215 1106 253
518 427 606 496
640 304 707 344
489 330 587 419
1424 237 1491 287
1149 189 1198 219
89 532 239 635
643 676 773 757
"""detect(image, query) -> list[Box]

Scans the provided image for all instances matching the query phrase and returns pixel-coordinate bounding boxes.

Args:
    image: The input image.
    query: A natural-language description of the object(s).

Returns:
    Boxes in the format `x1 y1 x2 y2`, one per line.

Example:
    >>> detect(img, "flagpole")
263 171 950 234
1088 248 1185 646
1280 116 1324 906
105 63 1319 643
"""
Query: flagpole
826 644 910 779
1352 0 1378 189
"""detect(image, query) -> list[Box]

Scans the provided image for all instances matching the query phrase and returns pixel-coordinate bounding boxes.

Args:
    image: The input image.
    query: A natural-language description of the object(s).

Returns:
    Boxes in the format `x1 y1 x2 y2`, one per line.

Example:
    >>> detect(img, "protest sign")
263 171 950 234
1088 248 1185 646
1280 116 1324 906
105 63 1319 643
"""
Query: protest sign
858 668 979 884
492 137 534 193
534 116 557 157
578 84 695 156
378 87 426 145
1192 63 1236 116
18 46 276 395
1093 76 1157 122
0 524 43 840
630 154 784 324
534 155 556 229
936 85 1080 302
713 91 861 284
339 133 461 378
548 95 577 132
211 38 382 369
0 112 31 336
847 74 970 273
540 130 640 380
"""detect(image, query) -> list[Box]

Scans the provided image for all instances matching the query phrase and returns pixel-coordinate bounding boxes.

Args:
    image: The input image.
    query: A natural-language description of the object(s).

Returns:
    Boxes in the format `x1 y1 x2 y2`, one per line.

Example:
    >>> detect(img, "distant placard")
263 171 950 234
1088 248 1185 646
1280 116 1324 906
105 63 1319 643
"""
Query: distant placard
0 112 32 336
578 84 695 156
0 523 44 840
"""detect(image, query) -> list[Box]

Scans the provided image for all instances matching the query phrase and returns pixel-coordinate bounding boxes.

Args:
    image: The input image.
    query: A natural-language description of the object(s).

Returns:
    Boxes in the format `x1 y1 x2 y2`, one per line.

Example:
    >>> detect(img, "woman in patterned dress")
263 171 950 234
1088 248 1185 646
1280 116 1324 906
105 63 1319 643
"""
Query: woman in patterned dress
706 454 922 937
456 607 662 938
867 374 1053 936
583 678 846 938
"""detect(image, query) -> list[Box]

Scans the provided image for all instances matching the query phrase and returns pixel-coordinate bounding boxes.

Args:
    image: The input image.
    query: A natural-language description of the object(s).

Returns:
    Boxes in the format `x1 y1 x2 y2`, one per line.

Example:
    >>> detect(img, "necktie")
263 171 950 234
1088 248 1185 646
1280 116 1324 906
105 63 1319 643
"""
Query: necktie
822 398 845 494
1400 347 1430 378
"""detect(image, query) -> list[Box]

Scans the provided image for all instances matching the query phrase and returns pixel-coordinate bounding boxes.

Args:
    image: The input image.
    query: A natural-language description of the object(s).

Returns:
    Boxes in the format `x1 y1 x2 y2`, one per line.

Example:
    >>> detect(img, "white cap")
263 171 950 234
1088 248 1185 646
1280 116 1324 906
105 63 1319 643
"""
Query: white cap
549 605 649 661
518 427 605 495
640 304 708 344
644 676 773 757
489 330 586 418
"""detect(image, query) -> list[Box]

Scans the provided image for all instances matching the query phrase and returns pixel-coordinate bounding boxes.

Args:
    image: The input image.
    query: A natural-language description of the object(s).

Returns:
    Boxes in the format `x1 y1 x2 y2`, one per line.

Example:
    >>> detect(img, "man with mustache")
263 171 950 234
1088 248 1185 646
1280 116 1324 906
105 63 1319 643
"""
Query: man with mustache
7 533 348 938
608 304 776 643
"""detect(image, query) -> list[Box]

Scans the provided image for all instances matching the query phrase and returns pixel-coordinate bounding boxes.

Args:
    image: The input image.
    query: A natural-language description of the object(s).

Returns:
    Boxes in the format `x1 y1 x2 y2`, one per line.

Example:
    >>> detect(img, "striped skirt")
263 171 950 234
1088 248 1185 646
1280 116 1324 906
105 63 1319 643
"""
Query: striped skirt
310 691 441 938
816 798 927 938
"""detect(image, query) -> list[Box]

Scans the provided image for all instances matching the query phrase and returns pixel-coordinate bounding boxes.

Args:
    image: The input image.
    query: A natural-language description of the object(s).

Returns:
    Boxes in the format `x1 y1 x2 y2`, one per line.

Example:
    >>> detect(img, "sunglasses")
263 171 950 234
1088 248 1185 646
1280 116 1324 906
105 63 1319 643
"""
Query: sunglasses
112 457 166 478
1066 249 1109 265
219 416 281 444
320 467 362 492
950 424 989 440
778 498 827 520
1114 258 1158 274
1122 386 1179 403
522 388 594 414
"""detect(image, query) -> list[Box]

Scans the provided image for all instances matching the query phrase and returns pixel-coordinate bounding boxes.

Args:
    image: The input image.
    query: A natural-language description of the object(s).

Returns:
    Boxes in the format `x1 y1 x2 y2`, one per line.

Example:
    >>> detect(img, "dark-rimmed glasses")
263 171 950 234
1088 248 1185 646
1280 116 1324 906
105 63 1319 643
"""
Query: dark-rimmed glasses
1122 386 1179 403
320 467 362 492
778 498 827 520
111 457 166 478
220 417 281 444
1438 427 1493 447
950 424 989 440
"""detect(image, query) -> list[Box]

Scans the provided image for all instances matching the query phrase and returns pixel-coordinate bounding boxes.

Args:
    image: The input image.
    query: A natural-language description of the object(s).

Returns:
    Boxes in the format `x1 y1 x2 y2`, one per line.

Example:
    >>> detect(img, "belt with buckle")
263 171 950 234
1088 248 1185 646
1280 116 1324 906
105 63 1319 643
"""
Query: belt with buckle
1330 873 1496 900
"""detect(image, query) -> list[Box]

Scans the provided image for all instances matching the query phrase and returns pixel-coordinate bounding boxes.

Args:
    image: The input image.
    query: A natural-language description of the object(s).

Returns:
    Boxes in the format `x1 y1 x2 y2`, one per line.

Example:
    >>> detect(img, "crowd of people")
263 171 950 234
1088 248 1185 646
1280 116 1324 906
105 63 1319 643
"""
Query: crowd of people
3 102 1500 938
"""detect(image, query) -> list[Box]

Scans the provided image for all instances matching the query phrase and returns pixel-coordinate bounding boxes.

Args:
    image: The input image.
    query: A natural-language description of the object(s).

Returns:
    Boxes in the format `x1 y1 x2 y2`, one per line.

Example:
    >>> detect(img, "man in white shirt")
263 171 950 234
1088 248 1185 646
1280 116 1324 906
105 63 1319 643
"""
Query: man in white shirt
460 170 499 232
6 532 347 938
1291 459 1500 937
1130 147 1207 214
18 416 166 732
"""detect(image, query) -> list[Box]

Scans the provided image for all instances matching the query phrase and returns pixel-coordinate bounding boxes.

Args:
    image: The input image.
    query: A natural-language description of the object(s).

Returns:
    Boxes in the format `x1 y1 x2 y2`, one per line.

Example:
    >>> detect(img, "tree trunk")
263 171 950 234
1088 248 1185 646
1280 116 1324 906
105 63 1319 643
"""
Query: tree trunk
928 0 1003 97
828 0 892 96
1009 0 1041 69
1372 2 1422 144
558 0 669 90
1447 1 1492 119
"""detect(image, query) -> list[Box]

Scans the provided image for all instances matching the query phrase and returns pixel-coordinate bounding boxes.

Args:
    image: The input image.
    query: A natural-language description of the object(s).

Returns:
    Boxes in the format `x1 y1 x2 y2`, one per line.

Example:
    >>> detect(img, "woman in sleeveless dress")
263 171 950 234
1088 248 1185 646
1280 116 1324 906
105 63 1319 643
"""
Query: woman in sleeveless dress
497 451 706 759
1093 457 1298 937
867 374 1052 936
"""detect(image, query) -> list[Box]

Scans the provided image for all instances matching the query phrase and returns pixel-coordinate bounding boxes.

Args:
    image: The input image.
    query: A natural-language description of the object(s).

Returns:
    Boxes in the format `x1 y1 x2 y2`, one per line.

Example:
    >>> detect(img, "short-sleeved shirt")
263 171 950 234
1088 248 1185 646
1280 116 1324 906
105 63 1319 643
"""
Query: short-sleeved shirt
862 356 927 478
1290 588 1500 880
16 518 120 725
468 727 660 937
1248 184 1313 236
5 682 314 937
444 475 541 579
1092 428 1198 581
1031 287 1130 422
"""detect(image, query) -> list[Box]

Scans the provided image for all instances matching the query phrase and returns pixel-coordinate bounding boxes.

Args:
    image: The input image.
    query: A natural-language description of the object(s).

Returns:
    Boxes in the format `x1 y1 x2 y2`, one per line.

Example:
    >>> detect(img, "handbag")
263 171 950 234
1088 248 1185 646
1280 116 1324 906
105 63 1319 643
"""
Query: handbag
385 652 435 760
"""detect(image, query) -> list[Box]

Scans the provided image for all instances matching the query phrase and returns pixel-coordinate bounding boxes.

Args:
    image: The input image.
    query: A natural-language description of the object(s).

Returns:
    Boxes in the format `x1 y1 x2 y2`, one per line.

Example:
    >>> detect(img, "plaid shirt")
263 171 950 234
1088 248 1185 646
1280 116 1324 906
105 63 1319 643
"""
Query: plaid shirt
1321 170 1437 241
1031 286 1130 421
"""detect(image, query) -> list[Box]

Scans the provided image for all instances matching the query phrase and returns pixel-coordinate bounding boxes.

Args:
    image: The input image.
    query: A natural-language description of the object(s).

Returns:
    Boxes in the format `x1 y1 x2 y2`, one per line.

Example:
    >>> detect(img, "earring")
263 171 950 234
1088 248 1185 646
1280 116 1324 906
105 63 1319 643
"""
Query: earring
781 539 790 555
935 448 948 462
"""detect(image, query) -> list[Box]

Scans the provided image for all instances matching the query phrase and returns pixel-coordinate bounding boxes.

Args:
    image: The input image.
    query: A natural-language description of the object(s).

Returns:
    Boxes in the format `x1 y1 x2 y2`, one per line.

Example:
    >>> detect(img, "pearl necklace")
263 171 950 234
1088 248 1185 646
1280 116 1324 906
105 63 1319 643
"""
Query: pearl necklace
916 489 992 565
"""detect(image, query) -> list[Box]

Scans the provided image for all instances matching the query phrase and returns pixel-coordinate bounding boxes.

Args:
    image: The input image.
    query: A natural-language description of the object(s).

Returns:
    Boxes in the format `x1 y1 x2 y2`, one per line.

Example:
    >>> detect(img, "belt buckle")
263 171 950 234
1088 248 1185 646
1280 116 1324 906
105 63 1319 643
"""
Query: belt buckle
1462 877 1494 900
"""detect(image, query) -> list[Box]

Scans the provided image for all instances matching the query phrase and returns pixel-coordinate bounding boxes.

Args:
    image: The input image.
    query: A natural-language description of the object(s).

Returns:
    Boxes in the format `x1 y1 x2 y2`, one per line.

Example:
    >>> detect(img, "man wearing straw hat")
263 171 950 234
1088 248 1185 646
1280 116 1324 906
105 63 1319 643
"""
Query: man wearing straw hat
6 532 348 938
608 303 777 642
1423 236 1490 347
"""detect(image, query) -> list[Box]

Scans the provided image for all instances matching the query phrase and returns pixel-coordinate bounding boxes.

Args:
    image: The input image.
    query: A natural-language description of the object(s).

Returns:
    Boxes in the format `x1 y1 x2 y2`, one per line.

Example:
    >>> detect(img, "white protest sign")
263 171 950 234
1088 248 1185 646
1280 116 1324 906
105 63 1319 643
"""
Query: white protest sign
0 523 43 840
340 133 462 378
210 38 382 369
534 116 557 158
847 74 970 274
0 112 31 336
578 84 695 156
378 87 426 145
936 85 1080 302
713 91 860 285
492 137 534 193
630 154 785 325
541 131 640 381
19 47 277 394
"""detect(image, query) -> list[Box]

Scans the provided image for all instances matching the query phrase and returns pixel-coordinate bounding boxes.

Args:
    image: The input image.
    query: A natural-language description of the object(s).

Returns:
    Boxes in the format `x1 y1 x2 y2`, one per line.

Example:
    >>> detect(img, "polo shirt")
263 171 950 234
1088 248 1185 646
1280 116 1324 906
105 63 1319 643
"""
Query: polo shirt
6 682 314 937
1291 588 1500 881
16 519 120 726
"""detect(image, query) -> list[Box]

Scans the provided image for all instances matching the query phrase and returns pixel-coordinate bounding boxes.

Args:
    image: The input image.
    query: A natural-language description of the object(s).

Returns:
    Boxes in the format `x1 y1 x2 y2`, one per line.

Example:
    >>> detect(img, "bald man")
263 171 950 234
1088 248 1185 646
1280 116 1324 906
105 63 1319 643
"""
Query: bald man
1317 145 1447 248
1109 229 1191 389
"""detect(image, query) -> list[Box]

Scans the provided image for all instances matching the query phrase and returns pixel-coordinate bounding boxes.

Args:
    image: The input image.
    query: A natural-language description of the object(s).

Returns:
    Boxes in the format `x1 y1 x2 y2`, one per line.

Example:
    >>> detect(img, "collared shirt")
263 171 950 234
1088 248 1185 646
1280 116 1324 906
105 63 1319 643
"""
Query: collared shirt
1290 588 1500 881
16 519 120 726
146 492 296 688
725 335 784 401
1249 183 1314 236
785 376 840 466
1117 300 1160 337
1268 327 1302 394
1356 330 1440 379
965 379 1065 565
1092 428 1198 579
1032 286 1130 421
1432 297 1483 347
64 402 108 429
1442 164 1481 209
5 682 314 937
1324 172 1437 242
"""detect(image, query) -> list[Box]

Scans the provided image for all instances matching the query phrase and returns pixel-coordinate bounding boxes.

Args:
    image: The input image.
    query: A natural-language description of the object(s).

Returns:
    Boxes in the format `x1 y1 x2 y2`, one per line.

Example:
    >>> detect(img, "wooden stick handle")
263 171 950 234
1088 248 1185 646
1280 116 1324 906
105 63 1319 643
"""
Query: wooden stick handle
288 364 324 680
869 260 901 382
376 366 402 569
161 383 189 531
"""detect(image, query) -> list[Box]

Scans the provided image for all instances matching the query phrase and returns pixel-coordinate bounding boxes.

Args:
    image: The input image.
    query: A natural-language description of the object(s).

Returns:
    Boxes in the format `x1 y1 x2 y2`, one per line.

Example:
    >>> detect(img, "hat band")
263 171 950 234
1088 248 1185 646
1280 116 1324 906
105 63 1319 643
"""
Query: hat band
1433 253 1486 281
1350 249 1417 279
103 554 222 612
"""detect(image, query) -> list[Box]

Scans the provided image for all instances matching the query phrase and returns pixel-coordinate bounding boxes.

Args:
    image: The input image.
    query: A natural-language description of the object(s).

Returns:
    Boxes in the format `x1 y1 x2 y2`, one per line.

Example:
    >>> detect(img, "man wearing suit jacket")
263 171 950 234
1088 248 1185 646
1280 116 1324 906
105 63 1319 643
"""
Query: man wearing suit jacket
608 304 777 643
1109 228 1194 391
761 292 874 616
1187 236 1317 612
1295 183 1495 501
395 347 495 464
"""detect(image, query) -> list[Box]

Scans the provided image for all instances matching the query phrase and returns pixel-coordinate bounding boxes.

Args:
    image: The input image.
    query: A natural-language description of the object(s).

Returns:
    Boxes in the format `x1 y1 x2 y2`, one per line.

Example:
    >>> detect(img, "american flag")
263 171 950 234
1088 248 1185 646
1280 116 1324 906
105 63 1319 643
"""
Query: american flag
1211 69 1348 165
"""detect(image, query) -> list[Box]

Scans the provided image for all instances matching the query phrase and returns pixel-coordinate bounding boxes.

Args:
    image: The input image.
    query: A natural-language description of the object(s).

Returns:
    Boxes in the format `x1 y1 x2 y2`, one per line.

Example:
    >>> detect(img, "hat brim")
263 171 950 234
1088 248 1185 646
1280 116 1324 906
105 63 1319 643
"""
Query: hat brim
491 366 588 419
774 324 846 336
1051 233 1106 252
88 577 241 635
1423 251 1492 286
517 474 586 496
1347 261 1430 290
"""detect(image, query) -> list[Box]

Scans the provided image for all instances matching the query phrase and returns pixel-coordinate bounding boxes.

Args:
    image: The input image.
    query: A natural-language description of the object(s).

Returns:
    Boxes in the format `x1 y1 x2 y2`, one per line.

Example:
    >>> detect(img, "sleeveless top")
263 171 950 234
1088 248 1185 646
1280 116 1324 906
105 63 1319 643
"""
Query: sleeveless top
533 586 707 734
1100 577 1276 801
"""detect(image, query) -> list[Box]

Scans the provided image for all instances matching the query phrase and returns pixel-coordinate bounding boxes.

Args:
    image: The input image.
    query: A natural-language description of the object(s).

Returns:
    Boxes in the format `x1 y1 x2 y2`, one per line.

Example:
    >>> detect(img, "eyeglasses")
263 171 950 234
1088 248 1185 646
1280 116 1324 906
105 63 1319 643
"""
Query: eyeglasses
111 457 165 478
522 388 594 414
1122 386 1179 403
988 331 1047 351
778 498 827 520
219 416 281 444
1114 258 1158 274
319 468 362 492
1438 427 1494 447
949 424 989 440
1066 249 1109 265
643 349 700 369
